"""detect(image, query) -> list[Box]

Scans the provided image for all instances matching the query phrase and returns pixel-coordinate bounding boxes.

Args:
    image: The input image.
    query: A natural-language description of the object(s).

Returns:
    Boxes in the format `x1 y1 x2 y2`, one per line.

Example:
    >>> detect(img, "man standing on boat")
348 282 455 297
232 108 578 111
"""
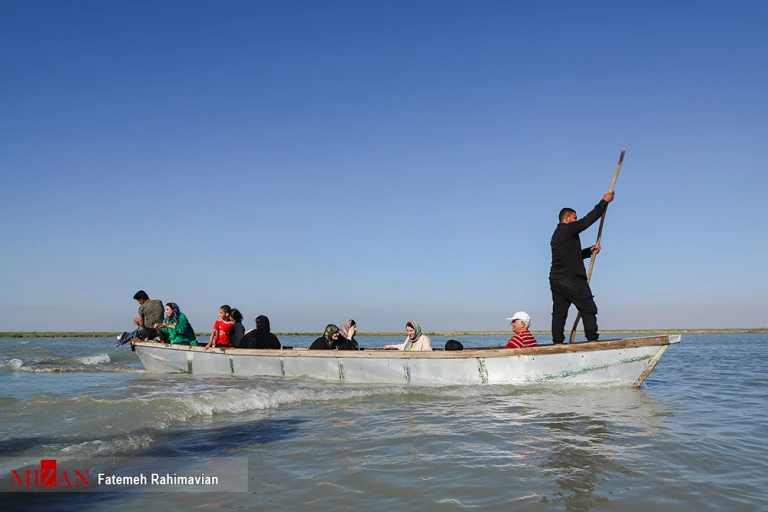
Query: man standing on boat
549 191 614 344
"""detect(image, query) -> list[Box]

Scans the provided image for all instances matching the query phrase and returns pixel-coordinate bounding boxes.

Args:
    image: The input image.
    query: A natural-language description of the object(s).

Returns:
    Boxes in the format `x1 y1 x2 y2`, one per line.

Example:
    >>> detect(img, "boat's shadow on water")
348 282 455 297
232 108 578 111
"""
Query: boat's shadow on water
0 417 305 457
0 417 306 512
151 416 306 457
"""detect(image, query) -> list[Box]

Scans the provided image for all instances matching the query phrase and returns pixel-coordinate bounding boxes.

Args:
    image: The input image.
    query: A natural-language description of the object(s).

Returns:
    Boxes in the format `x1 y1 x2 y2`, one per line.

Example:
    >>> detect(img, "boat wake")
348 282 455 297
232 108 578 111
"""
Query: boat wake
1 353 144 373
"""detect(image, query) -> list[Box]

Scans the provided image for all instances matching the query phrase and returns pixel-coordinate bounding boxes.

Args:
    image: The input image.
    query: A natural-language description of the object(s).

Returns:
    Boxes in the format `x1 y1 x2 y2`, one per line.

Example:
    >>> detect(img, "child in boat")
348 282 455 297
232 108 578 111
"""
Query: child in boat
205 305 235 349
505 311 538 349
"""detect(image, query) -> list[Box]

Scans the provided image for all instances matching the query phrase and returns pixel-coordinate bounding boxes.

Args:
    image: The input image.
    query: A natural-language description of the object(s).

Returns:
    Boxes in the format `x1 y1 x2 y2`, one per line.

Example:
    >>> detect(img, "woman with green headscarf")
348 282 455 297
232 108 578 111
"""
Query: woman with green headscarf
310 324 340 350
384 321 432 351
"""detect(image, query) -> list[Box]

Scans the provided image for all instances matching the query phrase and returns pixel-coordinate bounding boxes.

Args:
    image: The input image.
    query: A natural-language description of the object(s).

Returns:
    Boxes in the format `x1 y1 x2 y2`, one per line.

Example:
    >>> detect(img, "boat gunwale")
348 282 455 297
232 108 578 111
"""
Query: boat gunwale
134 335 675 359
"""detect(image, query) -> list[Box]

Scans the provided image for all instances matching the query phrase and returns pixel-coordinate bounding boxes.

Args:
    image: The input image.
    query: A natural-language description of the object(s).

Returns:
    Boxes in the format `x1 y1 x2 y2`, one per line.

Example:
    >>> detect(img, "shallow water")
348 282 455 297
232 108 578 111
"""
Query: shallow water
0 334 766 511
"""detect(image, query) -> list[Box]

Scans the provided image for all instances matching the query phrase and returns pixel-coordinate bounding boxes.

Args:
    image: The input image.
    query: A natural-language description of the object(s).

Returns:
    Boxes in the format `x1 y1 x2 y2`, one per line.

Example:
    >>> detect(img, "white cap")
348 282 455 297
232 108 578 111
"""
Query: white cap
507 311 531 328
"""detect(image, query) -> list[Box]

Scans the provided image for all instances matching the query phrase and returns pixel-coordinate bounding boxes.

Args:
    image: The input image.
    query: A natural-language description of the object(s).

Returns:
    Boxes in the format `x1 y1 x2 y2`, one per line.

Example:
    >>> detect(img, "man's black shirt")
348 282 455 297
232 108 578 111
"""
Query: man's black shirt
549 199 608 281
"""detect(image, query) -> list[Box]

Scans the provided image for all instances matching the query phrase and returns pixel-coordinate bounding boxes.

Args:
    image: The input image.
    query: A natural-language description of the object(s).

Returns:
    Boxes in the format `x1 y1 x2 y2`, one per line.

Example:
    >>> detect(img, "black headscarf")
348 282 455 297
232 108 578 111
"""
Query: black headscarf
256 315 271 332
242 315 281 349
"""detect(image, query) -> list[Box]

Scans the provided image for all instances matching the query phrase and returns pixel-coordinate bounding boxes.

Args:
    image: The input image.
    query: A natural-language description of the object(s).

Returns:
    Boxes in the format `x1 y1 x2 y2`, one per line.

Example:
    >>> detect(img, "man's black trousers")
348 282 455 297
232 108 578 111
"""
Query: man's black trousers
550 277 599 343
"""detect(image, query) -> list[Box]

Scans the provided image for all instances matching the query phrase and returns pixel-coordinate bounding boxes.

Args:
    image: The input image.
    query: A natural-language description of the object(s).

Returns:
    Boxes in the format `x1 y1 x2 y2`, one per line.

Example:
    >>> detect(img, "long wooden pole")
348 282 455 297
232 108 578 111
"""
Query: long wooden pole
568 149 625 343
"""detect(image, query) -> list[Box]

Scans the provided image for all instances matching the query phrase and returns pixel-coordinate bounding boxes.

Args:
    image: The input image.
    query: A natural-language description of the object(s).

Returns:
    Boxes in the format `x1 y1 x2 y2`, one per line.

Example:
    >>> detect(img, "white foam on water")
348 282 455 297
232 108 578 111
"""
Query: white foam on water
0 358 24 370
6 384 409 433
60 434 155 456
18 365 142 373
76 353 111 365
151 381 628 424
168 385 409 423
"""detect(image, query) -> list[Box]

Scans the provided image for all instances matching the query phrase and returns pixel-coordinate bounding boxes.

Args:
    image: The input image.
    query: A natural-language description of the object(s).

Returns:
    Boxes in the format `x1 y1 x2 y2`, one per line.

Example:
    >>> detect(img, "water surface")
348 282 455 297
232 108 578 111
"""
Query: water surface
1 334 766 511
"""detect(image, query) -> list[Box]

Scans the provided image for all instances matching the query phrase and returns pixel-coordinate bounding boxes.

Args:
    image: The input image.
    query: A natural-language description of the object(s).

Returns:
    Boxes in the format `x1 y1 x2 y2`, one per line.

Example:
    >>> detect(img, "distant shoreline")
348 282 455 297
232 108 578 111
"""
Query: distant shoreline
0 328 766 338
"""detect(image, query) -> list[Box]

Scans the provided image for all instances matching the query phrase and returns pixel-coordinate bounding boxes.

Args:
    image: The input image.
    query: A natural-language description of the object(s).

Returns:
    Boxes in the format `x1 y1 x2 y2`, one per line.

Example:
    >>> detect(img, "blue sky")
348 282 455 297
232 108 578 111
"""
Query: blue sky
1 1 766 333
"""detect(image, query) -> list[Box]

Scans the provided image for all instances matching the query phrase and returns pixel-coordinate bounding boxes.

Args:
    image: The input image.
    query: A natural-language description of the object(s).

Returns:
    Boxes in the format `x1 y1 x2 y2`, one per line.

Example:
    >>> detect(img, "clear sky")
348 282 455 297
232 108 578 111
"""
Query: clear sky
1 1 766 333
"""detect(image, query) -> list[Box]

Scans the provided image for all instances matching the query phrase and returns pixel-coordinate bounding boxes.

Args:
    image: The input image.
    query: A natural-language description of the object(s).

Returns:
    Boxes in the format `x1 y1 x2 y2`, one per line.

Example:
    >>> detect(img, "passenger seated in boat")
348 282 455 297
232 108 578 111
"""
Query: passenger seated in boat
384 320 433 351
335 319 360 350
230 309 246 348
241 315 281 349
154 302 198 346
505 311 538 349
310 324 340 350
116 290 164 346
205 305 235 349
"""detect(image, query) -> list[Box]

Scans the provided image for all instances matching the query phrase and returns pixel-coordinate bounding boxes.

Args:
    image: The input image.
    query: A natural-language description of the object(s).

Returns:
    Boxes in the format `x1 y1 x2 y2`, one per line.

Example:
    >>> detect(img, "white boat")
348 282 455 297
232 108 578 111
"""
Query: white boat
133 334 680 387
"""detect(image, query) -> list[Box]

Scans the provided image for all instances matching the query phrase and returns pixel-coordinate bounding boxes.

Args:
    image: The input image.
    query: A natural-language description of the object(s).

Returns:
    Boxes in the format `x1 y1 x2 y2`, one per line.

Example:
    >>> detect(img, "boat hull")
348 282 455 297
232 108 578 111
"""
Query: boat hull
134 335 680 387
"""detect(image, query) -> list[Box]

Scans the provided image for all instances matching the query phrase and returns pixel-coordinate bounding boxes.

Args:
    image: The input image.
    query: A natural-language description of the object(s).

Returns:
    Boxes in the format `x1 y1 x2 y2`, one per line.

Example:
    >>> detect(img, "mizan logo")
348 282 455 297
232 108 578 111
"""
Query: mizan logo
11 459 90 488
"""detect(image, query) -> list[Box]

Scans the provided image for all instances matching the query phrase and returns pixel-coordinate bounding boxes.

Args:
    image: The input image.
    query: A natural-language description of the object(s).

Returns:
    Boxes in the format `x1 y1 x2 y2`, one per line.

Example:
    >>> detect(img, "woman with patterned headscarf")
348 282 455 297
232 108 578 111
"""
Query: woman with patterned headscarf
310 324 340 350
385 320 432 351
335 319 360 350
155 302 198 346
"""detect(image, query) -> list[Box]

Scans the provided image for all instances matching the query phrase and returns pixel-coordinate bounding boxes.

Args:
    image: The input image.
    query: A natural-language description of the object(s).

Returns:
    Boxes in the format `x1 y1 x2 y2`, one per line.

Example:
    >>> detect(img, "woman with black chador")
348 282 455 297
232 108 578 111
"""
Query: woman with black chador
241 315 281 349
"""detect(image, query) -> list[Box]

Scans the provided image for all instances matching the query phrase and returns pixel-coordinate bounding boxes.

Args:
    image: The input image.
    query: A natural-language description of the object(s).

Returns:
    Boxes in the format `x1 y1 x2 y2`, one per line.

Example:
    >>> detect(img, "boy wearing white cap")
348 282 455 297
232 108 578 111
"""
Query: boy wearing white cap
505 311 538 349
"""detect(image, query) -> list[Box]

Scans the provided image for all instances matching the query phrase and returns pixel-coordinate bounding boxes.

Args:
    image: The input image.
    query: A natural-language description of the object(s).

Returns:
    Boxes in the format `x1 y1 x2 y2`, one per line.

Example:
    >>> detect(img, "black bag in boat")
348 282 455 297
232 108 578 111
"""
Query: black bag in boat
445 340 463 351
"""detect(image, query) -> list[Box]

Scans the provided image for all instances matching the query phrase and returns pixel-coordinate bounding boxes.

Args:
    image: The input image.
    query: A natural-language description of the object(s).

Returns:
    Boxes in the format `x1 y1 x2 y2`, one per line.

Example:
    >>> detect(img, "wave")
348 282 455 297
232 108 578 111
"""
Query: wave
19 365 144 373
177 384 412 417
78 353 111 365
37 353 111 365
1 353 143 374
0 386 407 456
59 433 156 457
6 381 597 429
4 377 644 427
1 380 663 461
5 384 410 431
0 358 24 370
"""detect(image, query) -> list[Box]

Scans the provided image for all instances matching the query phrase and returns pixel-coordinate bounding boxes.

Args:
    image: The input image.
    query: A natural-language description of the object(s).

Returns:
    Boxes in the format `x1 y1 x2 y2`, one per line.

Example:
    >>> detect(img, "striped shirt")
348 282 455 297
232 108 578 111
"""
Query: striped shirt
505 330 538 349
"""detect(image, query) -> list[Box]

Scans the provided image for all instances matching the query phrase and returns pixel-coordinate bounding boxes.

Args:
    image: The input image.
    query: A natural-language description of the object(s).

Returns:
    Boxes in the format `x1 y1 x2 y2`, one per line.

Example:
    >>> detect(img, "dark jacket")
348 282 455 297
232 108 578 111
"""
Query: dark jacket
310 324 340 350
310 337 332 350
549 200 607 281
241 315 281 349
230 321 246 348
335 337 359 351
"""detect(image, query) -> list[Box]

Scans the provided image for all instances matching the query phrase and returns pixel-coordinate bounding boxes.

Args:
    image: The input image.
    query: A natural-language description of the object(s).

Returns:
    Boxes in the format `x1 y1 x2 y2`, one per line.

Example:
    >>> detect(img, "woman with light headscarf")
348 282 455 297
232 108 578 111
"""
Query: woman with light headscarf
335 319 360 350
385 320 432 351
154 302 198 346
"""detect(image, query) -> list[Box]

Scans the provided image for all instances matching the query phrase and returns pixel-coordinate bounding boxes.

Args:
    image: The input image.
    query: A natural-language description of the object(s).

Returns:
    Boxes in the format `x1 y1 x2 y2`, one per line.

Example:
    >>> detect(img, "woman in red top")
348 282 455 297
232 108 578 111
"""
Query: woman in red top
205 305 235 349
